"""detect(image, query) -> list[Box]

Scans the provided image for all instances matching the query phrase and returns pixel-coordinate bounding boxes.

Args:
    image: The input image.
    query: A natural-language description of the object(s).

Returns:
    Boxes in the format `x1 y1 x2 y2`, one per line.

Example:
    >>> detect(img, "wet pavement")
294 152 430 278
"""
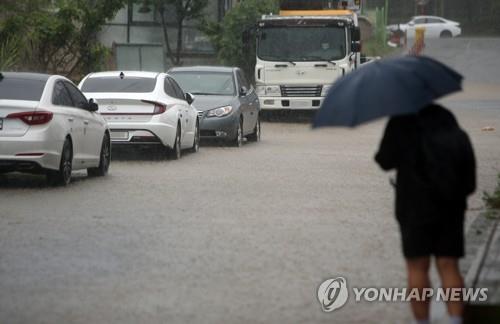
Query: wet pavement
0 97 499 323
1 38 500 323
472 211 500 303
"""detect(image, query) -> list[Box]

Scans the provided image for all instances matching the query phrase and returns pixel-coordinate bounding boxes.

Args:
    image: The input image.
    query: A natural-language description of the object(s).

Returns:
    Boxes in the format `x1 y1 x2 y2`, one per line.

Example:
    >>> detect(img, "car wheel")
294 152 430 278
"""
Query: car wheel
232 118 243 147
190 119 200 153
440 30 452 38
47 138 72 186
168 124 182 160
247 115 261 142
88 133 111 177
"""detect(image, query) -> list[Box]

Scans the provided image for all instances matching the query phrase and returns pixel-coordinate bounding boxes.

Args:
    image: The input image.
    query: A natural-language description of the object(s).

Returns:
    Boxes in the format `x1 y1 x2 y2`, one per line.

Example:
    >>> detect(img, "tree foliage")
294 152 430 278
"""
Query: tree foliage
0 36 21 70
201 0 279 81
150 0 208 66
0 0 127 77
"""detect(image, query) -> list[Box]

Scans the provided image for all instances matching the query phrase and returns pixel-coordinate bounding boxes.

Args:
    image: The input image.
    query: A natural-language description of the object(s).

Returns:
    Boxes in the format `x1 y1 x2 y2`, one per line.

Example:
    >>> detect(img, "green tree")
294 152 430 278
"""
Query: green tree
0 0 51 70
0 0 127 76
148 0 208 66
33 0 128 75
201 0 279 81
0 36 21 70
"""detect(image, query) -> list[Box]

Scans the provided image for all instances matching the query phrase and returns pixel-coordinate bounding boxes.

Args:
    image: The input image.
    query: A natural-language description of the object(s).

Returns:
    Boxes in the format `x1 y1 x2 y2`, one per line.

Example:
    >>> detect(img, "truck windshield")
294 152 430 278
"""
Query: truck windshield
257 26 347 62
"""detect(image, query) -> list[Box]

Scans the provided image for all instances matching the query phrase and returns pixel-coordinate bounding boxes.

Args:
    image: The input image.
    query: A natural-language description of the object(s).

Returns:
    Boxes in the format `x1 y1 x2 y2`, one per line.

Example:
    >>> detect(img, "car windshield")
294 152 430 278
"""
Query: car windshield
257 26 346 62
170 72 235 96
81 77 156 93
0 77 46 101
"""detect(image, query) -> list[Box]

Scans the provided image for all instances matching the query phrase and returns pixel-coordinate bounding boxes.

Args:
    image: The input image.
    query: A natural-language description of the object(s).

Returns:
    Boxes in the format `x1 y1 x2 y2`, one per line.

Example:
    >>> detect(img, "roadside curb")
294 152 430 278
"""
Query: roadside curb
431 209 499 324
462 209 500 323
462 210 500 288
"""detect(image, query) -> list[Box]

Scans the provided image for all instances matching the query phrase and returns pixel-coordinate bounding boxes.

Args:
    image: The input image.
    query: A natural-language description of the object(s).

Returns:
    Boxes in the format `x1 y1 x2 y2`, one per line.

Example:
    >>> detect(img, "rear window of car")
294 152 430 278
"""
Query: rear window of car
81 77 156 93
0 77 46 101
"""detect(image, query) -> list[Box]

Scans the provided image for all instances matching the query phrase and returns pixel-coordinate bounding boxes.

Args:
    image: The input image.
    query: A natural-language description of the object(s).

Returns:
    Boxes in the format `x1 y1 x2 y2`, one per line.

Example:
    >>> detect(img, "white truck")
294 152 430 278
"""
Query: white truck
254 1 361 110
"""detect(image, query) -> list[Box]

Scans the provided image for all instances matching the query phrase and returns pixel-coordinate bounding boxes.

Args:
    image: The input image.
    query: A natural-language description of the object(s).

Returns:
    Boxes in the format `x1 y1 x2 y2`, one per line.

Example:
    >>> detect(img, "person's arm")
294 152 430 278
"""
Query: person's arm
461 131 477 196
375 118 400 171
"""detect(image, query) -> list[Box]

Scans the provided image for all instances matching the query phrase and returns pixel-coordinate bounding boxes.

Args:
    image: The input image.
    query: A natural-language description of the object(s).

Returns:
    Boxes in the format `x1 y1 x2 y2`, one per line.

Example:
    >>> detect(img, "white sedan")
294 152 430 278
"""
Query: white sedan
0 72 111 185
387 16 461 38
79 71 200 159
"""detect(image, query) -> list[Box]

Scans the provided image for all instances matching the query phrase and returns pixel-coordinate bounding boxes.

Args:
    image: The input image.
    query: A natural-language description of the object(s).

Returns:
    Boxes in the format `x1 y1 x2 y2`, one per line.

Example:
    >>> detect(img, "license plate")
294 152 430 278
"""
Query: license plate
0 118 3 130
290 100 311 108
111 131 129 140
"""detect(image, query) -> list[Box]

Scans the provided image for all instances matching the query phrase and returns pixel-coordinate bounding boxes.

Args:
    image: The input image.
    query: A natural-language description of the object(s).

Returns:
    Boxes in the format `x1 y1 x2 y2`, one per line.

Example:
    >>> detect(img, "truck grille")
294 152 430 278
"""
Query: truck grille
281 85 322 97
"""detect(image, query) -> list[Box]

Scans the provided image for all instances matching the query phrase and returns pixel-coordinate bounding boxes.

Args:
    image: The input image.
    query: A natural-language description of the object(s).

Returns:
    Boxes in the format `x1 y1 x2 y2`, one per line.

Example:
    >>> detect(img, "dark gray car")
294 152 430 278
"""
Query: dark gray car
168 66 260 147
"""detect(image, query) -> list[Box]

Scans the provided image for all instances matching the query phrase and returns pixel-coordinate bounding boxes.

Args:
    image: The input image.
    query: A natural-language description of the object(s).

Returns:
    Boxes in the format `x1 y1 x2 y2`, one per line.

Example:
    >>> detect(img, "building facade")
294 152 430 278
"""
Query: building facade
99 0 238 72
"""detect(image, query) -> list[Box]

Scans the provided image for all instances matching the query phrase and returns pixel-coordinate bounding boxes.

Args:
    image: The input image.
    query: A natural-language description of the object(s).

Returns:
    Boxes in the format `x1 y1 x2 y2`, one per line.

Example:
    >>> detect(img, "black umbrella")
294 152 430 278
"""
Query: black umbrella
312 55 463 128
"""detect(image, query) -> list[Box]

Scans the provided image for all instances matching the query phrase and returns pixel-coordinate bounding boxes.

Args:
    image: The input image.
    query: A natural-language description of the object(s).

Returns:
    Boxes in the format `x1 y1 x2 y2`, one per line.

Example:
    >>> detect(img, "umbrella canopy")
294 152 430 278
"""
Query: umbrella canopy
312 55 463 128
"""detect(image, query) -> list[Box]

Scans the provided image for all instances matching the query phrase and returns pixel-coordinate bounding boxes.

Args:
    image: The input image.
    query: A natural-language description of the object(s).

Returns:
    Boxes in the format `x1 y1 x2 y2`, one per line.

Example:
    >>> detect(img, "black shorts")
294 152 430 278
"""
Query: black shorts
398 220 465 259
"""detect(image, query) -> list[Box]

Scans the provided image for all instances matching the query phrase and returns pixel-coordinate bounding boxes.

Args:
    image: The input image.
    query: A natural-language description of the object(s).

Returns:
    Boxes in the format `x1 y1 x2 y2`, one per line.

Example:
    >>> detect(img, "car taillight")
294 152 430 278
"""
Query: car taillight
141 100 167 115
6 110 53 125
153 105 166 114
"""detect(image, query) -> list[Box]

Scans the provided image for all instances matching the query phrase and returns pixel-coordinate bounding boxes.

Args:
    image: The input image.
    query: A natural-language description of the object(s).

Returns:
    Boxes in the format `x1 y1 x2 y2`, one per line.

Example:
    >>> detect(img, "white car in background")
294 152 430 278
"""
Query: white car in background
0 72 110 185
79 71 200 159
387 15 461 38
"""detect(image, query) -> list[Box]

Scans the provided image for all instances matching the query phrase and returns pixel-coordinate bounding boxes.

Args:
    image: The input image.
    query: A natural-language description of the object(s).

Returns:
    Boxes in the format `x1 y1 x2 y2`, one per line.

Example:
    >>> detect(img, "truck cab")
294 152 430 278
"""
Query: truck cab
255 0 361 110
255 1 361 111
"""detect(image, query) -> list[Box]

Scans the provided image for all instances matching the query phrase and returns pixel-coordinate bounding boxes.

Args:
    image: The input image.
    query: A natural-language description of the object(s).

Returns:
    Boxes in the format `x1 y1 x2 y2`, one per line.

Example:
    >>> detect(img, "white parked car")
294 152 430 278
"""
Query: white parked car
79 71 200 159
0 72 111 185
387 16 461 38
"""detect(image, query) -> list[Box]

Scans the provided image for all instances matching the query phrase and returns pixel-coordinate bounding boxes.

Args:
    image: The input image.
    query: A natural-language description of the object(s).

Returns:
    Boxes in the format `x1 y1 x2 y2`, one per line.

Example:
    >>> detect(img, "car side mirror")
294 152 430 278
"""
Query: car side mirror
185 92 195 105
351 27 361 42
239 86 248 96
87 98 99 112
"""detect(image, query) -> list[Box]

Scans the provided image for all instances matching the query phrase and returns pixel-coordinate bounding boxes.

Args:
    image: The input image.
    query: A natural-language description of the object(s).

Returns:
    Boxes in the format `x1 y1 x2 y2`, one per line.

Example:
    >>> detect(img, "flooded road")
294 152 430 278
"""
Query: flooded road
1 39 499 323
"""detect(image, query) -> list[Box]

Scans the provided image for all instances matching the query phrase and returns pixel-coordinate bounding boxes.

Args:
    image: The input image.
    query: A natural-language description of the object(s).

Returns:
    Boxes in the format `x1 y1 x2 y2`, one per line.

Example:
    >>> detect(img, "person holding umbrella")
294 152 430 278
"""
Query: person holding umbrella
313 56 476 324
375 104 476 324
